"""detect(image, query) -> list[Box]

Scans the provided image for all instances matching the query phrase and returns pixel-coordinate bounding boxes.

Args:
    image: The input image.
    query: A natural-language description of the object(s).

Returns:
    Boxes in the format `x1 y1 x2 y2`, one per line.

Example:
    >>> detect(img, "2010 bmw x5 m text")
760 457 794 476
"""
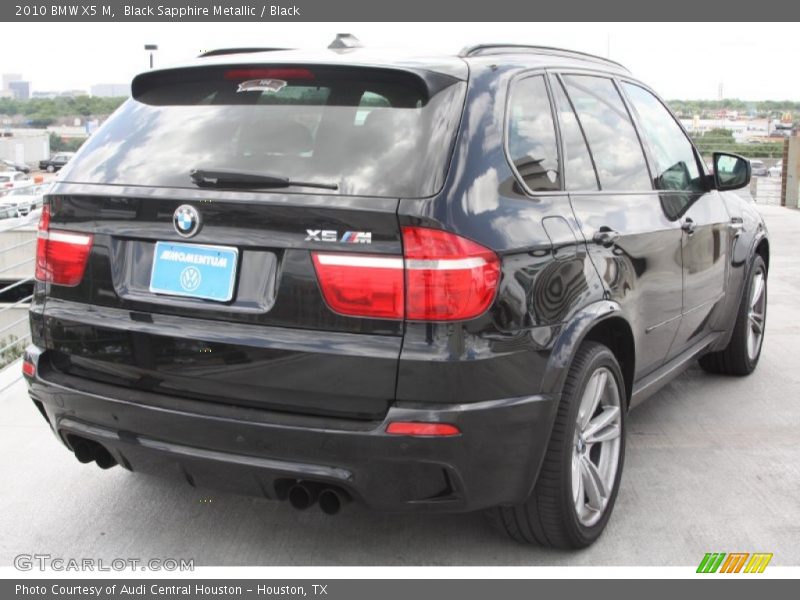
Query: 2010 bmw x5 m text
25 43 769 548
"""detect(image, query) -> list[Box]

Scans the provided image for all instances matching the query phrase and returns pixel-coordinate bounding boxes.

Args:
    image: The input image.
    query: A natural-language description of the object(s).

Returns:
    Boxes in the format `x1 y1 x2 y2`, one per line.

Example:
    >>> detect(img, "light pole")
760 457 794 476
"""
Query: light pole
144 44 158 69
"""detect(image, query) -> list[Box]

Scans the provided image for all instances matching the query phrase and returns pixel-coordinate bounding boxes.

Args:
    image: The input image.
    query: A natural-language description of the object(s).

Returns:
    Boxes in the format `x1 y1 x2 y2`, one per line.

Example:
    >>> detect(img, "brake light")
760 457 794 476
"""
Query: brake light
386 422 461 437
35 205 93 286
312 227 500 321
312 253 404 319
402 226 500 321
224 68 315 81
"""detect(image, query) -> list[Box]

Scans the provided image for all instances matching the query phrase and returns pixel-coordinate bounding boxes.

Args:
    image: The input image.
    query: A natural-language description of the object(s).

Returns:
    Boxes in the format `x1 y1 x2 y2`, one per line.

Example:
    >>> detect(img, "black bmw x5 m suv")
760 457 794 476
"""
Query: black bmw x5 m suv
25 43 769 548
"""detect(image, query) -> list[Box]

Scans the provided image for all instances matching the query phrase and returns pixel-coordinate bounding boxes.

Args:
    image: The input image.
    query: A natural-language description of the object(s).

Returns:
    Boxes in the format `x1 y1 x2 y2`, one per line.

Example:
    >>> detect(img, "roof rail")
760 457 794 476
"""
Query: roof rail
198 47 292 58
458 44 629 71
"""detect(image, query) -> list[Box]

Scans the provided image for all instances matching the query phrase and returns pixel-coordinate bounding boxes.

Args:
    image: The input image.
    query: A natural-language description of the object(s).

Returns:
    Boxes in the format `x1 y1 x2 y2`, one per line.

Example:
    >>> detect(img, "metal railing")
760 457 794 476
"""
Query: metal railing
0 212 37 389
751 176 784 205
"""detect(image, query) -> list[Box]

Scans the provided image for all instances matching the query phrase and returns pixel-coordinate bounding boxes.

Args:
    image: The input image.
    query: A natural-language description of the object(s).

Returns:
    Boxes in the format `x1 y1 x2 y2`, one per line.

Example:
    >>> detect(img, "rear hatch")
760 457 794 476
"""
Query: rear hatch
39 62 466 420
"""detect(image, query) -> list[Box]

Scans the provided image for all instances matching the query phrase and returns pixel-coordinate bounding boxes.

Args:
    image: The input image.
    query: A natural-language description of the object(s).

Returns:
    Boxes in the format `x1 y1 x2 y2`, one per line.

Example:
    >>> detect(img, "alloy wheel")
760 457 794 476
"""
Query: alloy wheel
571 367 622 527
747 267 767 361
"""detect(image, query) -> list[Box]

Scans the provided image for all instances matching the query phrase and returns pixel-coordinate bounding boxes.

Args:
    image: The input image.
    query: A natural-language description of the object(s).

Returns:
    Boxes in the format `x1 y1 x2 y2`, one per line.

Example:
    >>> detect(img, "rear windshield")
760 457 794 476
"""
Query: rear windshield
61 65 466 198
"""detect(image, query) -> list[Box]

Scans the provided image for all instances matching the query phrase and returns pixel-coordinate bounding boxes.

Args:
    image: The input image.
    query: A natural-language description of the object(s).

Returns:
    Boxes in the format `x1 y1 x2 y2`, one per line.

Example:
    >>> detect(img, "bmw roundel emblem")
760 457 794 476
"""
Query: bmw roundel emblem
173 205 201 238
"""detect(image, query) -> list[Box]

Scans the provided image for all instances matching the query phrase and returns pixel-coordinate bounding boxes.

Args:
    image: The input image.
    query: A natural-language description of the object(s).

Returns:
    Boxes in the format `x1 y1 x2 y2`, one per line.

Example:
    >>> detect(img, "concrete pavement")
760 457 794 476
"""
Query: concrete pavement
1 203 798 566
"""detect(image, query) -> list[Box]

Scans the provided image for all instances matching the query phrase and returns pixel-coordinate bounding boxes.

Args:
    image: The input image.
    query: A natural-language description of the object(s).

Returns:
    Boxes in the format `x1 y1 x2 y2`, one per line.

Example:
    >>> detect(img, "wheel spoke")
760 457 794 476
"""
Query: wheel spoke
579 370 606 430
749 313 763 334
584 406 621 444
750 274 764 310
580 456 606 511
572 452 584 508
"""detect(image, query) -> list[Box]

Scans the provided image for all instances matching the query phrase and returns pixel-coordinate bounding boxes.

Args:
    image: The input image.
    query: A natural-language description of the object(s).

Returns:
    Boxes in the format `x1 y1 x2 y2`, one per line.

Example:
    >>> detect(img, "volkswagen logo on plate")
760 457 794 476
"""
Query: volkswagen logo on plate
173 204 201 238
180 266 202 291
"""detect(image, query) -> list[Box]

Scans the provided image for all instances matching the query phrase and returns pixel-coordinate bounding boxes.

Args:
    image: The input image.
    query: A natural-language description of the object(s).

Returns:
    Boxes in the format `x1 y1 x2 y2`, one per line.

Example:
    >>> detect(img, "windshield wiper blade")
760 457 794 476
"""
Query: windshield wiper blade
190 169 338 191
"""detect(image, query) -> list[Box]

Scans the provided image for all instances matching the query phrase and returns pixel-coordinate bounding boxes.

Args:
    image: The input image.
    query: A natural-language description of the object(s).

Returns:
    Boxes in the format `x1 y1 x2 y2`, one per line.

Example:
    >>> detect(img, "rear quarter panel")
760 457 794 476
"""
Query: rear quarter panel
396 59 606 405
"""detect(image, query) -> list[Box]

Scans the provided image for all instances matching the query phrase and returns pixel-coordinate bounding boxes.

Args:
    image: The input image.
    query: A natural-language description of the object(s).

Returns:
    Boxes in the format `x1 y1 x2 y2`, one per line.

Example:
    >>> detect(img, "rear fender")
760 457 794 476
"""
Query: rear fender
539 300 625 398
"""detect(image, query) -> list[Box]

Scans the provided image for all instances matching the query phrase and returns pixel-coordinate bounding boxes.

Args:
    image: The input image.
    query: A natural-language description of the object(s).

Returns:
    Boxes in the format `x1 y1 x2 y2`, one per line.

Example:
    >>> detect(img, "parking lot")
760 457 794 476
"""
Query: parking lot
0 202 798 567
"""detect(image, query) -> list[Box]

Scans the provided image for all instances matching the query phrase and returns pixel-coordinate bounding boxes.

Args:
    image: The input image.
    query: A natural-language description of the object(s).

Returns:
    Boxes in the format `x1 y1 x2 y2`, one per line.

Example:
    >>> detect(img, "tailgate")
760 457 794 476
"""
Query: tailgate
41 188 403 419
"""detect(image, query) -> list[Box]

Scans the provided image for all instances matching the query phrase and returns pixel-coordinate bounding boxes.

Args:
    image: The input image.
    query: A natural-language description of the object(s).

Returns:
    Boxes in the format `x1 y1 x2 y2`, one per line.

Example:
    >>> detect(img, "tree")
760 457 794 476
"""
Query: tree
705 128 735 140
49 132 85 153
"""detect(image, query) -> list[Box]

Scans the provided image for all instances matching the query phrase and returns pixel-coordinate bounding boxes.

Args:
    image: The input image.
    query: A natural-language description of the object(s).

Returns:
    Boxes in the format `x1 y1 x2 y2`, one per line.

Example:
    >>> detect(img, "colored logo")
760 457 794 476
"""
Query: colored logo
173 205 201 238
697 552 773 573
304 229 372 244
179 266 202 291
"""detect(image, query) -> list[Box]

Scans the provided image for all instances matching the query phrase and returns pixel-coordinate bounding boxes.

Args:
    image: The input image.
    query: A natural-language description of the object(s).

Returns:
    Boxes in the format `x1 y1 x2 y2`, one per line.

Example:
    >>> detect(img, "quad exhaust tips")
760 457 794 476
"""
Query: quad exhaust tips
67 435 118 470
285 481 351 515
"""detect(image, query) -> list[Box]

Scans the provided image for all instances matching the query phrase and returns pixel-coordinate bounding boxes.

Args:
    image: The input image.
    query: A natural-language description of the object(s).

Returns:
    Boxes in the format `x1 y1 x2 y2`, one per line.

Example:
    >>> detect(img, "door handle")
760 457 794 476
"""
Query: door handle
681 218 696 234
592 228 620 247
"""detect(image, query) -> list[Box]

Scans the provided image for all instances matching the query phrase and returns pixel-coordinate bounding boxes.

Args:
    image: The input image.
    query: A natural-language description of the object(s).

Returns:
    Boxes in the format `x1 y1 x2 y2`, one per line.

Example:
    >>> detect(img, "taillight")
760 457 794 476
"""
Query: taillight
35 205 93 286
402 226 500 321
311 253 404 319
312 227 500 321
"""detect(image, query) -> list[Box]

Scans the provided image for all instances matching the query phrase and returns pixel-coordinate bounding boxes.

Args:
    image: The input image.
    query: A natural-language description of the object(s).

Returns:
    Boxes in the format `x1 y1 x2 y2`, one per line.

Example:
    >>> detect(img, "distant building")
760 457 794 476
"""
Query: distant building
7 80 30 100
2 73 22 90
0 128 50 165
31 91 59 99
90 83 130 98
2 73 30 99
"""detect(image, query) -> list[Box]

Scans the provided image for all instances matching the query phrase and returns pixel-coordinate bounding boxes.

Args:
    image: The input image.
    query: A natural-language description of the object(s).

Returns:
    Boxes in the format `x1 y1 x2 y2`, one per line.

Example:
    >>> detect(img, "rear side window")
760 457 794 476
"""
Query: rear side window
552 79 599 191
61 66 466 198
561 75 651 191
622 82 704 193
506 75 560 192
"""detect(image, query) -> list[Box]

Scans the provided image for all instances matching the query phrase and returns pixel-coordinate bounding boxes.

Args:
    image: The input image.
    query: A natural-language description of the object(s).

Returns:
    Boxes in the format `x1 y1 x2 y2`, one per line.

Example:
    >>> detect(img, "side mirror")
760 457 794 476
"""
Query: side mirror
713 152 751 191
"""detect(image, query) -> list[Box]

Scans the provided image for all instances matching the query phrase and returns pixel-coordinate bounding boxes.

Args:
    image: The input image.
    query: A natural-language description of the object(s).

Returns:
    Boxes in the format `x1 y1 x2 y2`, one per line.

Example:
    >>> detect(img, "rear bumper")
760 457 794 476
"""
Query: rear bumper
25 346 559 512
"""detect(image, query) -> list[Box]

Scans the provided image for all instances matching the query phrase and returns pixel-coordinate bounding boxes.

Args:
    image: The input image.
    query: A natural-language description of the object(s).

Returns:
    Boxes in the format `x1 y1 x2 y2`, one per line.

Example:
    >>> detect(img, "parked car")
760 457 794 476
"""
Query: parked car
1 158 31 174
0 169 31 192
24 43 769 549
749 159 768 176
0 203 16 219
0 182 50 217
38 152 74 173
767 160 783 177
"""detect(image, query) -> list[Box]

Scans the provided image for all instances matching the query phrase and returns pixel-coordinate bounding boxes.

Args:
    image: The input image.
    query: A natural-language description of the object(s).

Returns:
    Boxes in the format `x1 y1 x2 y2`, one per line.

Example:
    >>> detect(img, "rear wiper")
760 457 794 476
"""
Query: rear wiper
190 169 338 191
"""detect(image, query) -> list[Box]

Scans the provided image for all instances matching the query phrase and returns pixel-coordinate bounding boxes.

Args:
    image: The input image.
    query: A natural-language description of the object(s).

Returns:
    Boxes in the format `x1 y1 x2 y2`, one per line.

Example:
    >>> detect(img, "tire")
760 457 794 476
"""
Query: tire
46 165 55 173
489 341 626 548
699 254 767 376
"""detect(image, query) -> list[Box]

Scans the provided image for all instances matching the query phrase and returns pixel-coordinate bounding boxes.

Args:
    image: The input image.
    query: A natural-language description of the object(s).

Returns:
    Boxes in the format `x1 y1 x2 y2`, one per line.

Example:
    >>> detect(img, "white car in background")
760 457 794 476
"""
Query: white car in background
0 170 31 192
767 161 783 177
0 182 51 217
749 159 768 177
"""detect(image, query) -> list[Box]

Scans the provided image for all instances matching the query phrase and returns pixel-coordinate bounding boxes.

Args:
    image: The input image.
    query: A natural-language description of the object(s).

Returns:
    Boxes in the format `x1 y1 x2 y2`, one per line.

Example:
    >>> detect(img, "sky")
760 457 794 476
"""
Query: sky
1 22 798 100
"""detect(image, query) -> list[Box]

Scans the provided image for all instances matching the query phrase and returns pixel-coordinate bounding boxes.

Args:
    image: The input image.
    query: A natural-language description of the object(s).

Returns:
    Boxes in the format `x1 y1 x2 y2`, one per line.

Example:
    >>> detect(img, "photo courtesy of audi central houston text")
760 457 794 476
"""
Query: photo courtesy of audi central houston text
23 40 769 550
